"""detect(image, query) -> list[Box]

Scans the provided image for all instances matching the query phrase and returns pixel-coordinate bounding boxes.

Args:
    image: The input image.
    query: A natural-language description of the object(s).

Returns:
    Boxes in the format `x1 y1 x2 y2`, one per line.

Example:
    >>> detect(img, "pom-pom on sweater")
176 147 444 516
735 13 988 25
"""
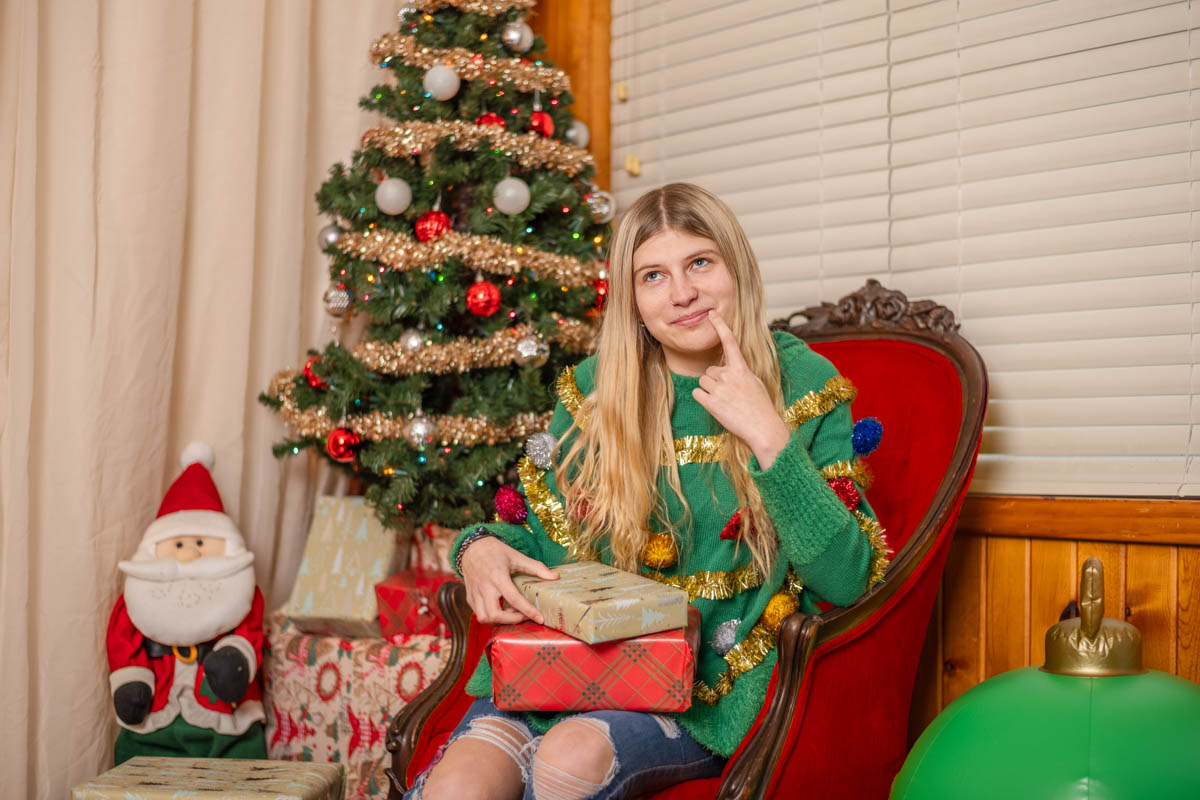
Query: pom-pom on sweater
452 330 887 756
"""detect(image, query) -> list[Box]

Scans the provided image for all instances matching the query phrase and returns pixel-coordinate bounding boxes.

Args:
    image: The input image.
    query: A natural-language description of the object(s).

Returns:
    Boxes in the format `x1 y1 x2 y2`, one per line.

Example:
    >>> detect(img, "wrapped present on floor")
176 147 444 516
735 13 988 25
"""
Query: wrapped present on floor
289 496 406 637
263 612 449 800
376 568 457 638
71 756 344 799
513 560 689 643
489 605 701 712
409 522 457 573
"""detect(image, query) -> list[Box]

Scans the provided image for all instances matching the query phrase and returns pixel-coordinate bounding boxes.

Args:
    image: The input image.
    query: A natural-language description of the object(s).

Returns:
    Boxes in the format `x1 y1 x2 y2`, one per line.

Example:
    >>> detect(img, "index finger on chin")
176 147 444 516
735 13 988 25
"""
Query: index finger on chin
708 310 746 367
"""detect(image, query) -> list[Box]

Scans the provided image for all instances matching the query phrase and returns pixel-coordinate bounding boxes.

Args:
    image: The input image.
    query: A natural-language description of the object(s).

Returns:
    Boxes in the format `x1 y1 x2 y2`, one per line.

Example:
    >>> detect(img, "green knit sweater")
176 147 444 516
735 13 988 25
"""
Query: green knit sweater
452 330 885 756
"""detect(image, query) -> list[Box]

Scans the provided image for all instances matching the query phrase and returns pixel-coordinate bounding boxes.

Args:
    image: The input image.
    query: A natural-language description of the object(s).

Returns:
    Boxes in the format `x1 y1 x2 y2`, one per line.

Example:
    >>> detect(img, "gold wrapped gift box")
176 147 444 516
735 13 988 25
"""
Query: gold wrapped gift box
72 757 344 800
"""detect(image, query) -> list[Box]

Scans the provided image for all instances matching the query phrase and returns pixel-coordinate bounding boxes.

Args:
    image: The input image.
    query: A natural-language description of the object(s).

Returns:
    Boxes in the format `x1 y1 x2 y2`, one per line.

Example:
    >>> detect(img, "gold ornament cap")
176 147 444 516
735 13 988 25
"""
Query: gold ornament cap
1042 557 1144 677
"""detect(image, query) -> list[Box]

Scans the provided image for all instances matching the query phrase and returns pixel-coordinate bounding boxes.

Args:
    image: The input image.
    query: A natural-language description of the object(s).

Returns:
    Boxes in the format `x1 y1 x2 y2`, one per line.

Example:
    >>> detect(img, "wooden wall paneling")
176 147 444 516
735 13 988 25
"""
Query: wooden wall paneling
530 0 611 189
1179 548 1200 682
984 536 1029 678
1029 539 1076 666
1126 543 1177 672
941 534 985 705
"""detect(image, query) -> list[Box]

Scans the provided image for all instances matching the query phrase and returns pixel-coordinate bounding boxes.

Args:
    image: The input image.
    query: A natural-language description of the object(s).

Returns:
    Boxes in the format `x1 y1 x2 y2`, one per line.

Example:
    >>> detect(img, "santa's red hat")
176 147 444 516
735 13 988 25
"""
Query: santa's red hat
135 442 246 559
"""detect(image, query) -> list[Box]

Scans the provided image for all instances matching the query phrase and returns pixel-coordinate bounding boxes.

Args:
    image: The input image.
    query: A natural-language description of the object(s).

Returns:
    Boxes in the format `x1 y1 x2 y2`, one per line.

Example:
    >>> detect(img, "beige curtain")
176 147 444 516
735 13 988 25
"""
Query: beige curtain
0 1 408 795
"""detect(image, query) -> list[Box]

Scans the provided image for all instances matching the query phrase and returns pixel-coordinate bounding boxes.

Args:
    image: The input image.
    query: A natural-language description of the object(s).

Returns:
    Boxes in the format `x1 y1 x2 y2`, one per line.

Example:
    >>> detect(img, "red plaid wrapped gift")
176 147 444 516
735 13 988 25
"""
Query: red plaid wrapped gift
488 605 701 712
375 569 457 638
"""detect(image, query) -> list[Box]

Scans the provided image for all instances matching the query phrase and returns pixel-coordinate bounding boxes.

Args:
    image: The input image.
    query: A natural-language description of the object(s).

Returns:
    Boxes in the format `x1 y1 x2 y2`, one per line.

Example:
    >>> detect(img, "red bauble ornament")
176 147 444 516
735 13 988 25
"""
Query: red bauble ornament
827 477 861 510
591 278 608 310
303 355 328 389
325 427 361 463
494 485 528 524
466 280 502 316
415 210 451 242
475 112 507 129
530 110 554 138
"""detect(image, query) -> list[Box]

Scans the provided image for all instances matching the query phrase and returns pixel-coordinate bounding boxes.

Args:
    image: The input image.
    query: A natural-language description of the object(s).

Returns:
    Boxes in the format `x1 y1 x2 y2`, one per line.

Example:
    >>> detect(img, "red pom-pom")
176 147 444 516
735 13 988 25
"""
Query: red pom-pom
591 278 608 310
494 485 527 524
827 477 860 510
466 280 502 316
721 509 752 541
530 110 554 138
475 112 507 129
325 427 361 463
414 210 451 242
303 355 328 389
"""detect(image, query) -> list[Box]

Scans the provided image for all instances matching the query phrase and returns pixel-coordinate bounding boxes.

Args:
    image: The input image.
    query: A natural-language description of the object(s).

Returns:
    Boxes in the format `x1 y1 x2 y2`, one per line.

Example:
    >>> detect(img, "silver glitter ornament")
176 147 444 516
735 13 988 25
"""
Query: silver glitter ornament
525 432 557 470
318 222 344 250
710 618 741 656
514 335 549 366
565 120 590 149
586 190 616 224
404 415 436 448
399 329 424 352
501 19 534 52
323 285 355 317
397 6 418 23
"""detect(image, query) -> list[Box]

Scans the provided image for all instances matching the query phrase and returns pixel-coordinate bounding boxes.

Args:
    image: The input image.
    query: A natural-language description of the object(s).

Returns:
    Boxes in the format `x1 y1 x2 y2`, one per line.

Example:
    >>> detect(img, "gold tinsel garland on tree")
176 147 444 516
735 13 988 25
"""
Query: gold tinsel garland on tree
409 0 535 16
338 226 602 287
268 370 551 447
362 120 592 176
371 33 570 94
353 320 597 376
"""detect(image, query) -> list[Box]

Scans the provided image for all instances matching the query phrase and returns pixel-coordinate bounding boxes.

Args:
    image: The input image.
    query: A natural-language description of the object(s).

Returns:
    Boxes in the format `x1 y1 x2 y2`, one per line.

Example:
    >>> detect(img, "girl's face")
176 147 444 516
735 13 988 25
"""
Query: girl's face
631 228 737 376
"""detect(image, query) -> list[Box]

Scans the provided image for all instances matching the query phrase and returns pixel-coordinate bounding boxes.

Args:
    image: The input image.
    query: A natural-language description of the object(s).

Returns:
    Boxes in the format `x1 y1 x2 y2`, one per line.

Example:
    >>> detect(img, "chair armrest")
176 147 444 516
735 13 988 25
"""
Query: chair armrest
386 580 473 795
716 612 823 800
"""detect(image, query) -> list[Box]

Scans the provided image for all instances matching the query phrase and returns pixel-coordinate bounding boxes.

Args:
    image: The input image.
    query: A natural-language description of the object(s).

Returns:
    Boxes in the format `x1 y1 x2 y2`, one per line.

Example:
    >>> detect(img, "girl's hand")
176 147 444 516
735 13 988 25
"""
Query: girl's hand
693 311 791 469
461 536 558 625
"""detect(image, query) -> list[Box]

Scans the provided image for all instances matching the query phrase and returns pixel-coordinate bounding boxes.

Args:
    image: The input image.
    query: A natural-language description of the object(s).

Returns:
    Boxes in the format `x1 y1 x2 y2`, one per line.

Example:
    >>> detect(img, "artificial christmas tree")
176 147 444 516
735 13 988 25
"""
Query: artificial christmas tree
262 0 611 533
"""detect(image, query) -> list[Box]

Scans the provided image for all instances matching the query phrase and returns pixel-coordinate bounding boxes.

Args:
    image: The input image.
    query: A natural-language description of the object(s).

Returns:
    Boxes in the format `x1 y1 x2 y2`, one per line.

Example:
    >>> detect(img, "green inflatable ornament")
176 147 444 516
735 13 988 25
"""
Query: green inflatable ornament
892 557 1200 799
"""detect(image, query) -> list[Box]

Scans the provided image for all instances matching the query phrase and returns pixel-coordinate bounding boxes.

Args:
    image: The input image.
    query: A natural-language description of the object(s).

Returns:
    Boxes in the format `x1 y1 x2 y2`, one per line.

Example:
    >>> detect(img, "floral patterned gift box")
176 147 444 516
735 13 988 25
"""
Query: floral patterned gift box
263 612 449 799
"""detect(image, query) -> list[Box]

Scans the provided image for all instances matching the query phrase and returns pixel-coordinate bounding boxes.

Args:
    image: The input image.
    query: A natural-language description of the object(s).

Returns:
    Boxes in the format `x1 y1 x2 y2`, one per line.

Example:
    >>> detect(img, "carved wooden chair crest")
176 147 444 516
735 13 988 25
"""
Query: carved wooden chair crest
386 279 988 800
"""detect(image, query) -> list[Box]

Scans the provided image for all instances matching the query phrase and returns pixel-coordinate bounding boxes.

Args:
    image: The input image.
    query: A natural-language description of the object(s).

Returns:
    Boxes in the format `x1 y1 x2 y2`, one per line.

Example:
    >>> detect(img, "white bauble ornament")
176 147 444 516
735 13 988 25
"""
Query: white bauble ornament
565 120 590 149
525 432 558 470
399 329 424 352
323 285 355 317
318 222 344 249
423 65 461 101
514 335 549 366
493 177 531 215
501 20 534 52
586 189 616 224
405 415 436 448
375 178 413 215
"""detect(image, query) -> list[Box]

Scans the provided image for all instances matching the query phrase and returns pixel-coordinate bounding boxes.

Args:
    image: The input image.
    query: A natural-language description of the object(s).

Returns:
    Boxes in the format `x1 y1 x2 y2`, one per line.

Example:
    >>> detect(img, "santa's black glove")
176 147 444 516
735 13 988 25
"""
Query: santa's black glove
202 646 251 703
113 681 152 725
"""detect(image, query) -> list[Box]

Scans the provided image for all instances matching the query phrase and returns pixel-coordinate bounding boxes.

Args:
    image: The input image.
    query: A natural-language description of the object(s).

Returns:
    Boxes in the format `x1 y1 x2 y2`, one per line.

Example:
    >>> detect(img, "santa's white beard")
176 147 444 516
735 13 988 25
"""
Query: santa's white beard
122 556 256 646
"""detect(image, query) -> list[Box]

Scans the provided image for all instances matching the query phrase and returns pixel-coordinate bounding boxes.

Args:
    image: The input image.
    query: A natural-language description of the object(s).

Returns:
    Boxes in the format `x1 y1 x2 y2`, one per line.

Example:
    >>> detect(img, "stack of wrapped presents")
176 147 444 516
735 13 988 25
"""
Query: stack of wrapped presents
264 496 458 799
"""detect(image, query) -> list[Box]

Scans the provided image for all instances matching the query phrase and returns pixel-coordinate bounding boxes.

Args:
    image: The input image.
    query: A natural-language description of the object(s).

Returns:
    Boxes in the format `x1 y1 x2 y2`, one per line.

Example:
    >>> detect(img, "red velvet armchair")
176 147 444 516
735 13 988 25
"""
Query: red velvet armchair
385 280 988 800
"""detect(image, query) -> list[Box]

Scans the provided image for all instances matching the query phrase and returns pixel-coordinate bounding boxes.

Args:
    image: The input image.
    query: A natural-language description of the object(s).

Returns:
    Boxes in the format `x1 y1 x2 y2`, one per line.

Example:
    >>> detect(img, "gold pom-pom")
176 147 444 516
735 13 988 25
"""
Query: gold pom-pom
762 592 799 632
641 533 678 570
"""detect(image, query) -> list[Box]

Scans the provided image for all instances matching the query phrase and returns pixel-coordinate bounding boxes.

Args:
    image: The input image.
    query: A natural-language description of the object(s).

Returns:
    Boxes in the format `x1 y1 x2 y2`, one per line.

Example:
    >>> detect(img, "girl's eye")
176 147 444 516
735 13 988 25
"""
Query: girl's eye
691 257 710 269
643 270 663 283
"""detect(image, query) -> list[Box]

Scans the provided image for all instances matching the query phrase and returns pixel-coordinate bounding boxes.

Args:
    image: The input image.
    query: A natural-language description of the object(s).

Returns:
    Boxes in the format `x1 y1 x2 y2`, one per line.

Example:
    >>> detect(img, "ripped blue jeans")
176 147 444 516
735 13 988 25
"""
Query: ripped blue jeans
404 696 726 800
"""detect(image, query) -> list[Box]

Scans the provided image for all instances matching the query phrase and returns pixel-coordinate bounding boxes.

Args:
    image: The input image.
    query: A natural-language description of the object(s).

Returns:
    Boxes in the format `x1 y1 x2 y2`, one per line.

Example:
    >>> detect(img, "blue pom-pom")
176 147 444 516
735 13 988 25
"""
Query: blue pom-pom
853 417 883 456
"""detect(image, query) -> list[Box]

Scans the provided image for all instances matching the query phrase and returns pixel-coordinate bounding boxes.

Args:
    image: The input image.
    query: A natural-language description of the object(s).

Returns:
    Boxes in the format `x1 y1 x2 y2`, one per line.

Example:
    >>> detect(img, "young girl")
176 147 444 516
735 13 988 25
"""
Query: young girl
409 183 887 800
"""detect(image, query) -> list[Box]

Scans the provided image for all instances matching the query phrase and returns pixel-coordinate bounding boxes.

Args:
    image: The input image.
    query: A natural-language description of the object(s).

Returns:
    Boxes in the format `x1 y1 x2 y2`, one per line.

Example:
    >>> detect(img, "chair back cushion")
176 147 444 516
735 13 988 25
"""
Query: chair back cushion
809 338 964 556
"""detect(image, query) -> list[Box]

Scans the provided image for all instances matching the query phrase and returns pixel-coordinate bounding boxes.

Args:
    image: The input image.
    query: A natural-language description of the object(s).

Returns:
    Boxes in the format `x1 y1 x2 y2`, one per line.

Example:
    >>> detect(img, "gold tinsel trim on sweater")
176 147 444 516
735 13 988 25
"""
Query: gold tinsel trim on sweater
517 456 577 550
783 376 858 427
338 228 602 288
820 458 874 490
855 510 891 588
362 120 591 176
268 370 550 447
644 562 764 602
371 33 571 94
353 321 596 377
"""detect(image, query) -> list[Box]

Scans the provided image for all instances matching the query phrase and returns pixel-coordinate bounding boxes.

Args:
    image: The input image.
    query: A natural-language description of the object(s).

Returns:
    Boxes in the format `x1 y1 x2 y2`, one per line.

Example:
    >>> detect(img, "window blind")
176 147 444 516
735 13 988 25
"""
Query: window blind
612 0 1198 496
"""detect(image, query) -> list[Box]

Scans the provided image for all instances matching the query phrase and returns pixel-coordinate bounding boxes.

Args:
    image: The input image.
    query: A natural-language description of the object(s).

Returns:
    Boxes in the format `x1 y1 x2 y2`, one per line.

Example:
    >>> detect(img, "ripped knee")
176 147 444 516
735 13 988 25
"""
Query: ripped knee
531 718 618 800
420 716 533 800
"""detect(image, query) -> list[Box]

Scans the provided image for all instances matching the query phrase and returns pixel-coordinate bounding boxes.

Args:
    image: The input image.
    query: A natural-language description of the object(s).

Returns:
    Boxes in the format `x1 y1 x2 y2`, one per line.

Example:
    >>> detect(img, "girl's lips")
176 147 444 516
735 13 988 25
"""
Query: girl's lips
672 309 710 327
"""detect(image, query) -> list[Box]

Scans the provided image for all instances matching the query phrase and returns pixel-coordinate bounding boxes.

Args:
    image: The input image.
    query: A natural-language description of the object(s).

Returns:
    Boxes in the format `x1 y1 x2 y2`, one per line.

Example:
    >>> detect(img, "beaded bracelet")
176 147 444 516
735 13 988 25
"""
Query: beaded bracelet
454 526 497 575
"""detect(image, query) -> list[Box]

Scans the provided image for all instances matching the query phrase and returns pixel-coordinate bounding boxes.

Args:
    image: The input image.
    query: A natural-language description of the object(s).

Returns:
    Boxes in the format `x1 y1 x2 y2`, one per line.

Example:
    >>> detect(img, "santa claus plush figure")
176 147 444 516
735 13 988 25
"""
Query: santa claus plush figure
107 443 267 765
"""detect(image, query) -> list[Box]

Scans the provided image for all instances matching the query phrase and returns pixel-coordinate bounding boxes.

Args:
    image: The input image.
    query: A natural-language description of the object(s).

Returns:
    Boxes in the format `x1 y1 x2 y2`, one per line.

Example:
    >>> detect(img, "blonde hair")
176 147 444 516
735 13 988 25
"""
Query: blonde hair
556 183 784 575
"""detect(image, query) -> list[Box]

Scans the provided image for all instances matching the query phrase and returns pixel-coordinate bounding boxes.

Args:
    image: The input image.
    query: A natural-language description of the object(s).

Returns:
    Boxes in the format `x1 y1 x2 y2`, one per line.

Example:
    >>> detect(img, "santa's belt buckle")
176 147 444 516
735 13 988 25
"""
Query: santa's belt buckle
172 644 198 663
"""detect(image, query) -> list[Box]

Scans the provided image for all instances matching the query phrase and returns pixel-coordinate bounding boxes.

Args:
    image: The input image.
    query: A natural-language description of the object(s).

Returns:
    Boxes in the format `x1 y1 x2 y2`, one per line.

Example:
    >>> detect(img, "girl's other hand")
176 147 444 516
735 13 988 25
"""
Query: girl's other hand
461 536 558 625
